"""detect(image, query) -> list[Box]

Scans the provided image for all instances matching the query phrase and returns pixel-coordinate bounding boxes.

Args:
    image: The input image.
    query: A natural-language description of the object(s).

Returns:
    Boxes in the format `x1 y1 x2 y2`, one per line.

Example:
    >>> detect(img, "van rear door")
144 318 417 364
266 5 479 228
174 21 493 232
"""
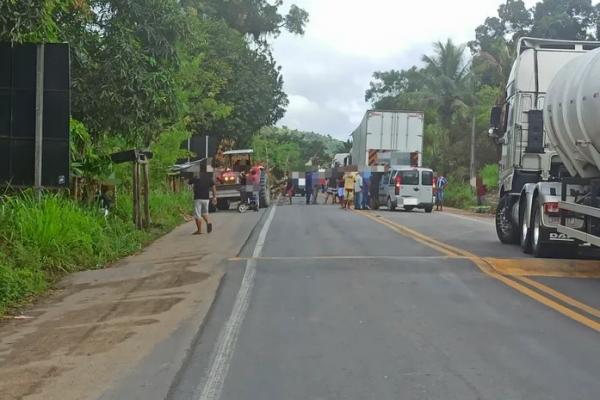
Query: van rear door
421 170 434 204
397 169 420 204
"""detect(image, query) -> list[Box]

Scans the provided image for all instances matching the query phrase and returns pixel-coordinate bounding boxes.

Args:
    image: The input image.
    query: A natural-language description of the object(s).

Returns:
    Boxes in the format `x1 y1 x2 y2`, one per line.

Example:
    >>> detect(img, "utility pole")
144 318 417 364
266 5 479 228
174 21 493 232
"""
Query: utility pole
470 111 476 187
265 144 269 171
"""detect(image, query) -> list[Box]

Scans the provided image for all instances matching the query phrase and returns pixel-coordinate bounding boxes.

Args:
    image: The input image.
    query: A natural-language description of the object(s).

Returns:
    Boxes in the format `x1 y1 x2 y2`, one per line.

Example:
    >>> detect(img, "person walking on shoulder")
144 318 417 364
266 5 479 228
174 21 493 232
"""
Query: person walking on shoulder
435 173 448 211
189 165 216 235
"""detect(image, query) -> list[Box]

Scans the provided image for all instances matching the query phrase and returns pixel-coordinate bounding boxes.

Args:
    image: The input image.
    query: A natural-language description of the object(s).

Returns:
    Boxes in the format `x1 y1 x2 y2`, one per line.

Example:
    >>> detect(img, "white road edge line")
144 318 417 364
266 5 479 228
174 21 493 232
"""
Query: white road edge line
441 211 495 226
197 204 277 400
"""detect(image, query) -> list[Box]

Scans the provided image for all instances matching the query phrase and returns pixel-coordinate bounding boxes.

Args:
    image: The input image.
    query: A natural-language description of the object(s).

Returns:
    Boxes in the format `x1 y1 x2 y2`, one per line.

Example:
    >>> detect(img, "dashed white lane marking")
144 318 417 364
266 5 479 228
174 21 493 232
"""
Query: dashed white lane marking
198 204 277 400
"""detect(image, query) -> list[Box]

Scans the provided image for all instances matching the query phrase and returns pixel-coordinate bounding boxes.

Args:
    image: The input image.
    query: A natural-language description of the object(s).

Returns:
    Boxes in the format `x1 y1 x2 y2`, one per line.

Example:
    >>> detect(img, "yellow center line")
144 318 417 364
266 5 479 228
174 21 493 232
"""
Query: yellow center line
513 276 600 319
355 210 600 333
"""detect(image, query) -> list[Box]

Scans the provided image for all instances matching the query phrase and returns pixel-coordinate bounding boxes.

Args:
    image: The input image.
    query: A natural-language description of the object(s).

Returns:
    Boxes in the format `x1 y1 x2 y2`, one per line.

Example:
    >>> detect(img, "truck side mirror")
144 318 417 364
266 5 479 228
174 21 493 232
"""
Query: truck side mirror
490 106 502 130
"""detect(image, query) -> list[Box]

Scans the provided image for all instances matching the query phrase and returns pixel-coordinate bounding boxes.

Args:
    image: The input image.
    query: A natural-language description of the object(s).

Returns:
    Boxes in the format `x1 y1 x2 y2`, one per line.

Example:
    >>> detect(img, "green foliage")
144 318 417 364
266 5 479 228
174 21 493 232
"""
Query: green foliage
253 126 345 176
0 0 76 43
479 164 499 189
201 0 309 42
70 119 113 182
0 190 191 314
252 134 302 178
444 181 475 209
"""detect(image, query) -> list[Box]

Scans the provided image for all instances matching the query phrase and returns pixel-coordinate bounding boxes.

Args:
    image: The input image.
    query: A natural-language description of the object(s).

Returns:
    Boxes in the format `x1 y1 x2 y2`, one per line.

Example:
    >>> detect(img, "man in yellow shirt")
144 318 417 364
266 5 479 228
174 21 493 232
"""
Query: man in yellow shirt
343 172 355 209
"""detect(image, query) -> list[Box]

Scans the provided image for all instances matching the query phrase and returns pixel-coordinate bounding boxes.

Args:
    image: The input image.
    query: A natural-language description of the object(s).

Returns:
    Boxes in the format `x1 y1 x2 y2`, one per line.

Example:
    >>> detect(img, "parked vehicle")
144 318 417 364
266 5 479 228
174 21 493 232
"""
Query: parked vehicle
372 166 434 212
350 110 424 168
489 37 600 257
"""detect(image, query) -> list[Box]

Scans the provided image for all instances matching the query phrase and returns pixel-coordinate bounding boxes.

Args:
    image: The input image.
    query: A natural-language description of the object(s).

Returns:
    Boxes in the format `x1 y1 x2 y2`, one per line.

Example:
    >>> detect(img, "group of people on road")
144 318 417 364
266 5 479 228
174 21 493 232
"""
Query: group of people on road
284 171 369 210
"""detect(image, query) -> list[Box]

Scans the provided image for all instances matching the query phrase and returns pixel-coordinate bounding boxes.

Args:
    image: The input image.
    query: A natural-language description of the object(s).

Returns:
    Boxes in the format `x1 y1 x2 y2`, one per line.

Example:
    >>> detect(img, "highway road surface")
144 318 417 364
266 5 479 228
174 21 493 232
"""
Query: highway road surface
168 197 600 400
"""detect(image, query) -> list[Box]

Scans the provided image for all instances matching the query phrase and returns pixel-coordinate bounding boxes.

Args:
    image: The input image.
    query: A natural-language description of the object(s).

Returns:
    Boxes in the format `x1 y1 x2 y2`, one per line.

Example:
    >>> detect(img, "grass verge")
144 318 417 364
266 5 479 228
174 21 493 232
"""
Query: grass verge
0 189 191 315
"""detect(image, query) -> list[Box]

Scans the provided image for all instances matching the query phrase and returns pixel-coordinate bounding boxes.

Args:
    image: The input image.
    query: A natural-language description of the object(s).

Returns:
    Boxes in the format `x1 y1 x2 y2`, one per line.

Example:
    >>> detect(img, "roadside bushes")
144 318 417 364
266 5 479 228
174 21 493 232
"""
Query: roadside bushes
444 181 475 209
0 189 191 314
479 164 499 189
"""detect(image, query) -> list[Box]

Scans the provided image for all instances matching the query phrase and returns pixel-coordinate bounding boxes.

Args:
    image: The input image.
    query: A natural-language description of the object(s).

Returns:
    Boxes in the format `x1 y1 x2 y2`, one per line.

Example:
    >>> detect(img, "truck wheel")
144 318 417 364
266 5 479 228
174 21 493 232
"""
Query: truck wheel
495 195 519 244
425 205 433 213
209 202 216 213
259 171 270 208
531 198 550 258
519 206 532 253
387 197 396 211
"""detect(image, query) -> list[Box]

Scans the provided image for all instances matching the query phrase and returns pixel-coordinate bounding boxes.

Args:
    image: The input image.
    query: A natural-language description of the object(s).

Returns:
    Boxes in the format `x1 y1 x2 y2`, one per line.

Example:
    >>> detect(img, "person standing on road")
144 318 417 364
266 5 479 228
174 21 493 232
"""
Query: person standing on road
285 174 294 205
436 173 448 211
337 176 345 207
476 176 487 206
344 172 355 209
247 166 261 209
324 174 337 204
305 171 313 205
354 172 364 210
189 165 216 235
312 174 321 205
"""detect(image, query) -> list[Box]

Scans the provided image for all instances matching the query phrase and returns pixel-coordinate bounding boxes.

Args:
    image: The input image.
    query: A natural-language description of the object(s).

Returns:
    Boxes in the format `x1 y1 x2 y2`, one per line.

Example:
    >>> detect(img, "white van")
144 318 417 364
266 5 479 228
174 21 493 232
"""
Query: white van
376 166 434 212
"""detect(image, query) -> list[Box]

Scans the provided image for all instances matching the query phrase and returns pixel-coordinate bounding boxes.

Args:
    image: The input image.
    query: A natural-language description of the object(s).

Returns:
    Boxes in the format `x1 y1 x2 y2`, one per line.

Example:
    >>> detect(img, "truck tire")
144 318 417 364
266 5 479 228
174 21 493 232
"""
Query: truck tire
425 205 433 213
531 198 550 258
495 195 519 244
519 204 532 253
259 170 270 208
387 196 396 211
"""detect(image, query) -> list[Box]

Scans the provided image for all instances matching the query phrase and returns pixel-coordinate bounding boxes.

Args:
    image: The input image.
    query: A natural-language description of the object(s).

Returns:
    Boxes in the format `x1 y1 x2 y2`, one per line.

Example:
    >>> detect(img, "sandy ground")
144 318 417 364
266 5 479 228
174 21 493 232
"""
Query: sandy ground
0 209 262 400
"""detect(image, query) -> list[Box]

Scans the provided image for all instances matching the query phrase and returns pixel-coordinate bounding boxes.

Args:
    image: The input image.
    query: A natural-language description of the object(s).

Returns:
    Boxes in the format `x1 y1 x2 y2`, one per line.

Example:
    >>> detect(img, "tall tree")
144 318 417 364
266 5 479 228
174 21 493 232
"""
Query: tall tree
201 0 309 42
420 39 470 131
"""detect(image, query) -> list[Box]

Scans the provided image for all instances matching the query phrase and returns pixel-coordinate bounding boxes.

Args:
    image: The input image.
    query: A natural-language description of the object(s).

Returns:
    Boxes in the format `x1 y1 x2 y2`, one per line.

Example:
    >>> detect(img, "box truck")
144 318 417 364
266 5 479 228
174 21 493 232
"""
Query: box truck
350 110 424 168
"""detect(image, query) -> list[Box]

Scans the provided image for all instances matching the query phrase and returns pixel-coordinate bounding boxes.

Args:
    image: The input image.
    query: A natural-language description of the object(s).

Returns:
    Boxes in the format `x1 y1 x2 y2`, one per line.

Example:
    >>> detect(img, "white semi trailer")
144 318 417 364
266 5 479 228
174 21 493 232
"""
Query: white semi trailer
489 37 600 257
351 110 424 168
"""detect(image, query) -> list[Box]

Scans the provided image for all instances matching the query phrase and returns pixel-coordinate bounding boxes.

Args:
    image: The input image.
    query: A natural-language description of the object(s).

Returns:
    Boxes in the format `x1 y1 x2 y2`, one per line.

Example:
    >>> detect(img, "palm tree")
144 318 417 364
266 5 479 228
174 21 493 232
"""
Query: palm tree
421 39 470 131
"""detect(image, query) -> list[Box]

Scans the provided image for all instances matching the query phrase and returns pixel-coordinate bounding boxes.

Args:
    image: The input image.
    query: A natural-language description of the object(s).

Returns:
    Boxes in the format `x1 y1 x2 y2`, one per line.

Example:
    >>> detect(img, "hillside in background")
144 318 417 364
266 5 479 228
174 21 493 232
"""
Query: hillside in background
252 126 351 177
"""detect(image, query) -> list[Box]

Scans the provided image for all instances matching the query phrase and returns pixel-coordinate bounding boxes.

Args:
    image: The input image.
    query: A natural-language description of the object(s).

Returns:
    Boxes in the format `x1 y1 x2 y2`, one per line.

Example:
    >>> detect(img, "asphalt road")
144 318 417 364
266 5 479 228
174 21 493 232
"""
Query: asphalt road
168 198 600 400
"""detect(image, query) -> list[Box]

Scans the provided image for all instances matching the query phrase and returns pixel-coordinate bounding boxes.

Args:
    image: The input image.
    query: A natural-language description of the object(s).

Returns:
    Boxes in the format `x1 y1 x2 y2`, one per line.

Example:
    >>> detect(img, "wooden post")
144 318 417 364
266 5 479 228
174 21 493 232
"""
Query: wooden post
132 160 141 228
142 159 150 228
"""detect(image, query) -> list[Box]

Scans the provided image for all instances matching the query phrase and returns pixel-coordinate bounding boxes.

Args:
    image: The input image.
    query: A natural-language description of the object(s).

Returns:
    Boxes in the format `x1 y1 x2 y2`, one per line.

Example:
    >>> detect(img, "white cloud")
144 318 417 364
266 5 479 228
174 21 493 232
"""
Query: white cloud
273 0 538 139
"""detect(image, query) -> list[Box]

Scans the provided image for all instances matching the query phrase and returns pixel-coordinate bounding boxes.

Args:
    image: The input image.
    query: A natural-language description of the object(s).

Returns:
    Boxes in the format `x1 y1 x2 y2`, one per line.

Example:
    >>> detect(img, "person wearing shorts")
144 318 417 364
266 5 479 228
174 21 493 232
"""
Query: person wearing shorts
324 176 337 204
344 172 355 209
189 167 216 235
337 177 345 207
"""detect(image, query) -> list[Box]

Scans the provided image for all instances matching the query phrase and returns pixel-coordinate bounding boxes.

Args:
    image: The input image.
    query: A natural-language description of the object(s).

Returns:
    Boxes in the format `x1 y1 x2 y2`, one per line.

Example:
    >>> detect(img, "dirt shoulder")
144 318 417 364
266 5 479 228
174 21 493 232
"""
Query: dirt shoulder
0 210 262 400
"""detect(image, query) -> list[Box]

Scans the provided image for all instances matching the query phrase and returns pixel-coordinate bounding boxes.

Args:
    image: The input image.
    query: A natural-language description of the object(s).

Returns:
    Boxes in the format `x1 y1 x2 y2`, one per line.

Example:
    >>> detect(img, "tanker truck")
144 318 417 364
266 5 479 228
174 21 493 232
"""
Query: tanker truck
490 38 600 257
489 37 600 257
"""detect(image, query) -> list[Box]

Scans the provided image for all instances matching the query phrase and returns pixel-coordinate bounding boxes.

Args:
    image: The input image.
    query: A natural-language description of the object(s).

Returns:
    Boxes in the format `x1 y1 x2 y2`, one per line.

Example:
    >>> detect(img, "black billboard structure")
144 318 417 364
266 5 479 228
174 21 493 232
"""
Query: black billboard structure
0 43 70 188
178 135 216 165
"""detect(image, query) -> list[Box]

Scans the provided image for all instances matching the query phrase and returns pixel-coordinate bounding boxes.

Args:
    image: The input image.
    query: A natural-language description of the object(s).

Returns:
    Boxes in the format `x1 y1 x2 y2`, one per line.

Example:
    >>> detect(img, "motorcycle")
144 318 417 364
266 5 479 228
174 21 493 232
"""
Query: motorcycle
237 185 259 213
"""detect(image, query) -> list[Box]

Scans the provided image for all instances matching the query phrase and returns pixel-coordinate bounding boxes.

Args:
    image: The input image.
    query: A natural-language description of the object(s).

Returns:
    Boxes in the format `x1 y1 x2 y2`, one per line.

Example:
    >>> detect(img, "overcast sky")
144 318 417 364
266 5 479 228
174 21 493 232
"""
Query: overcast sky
272 0 536 140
